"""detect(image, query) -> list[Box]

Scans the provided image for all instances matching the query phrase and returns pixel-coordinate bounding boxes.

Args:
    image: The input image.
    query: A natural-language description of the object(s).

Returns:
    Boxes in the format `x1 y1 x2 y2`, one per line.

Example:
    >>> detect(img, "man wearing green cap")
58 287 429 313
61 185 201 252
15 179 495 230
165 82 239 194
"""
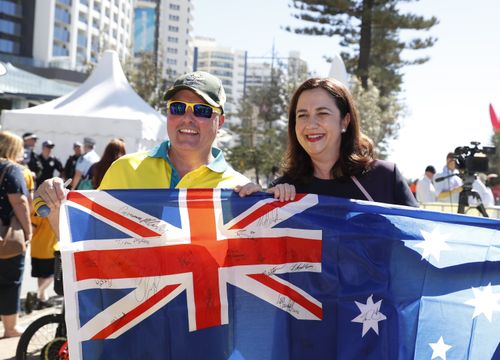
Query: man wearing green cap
35 71 250 232
98 70 249 189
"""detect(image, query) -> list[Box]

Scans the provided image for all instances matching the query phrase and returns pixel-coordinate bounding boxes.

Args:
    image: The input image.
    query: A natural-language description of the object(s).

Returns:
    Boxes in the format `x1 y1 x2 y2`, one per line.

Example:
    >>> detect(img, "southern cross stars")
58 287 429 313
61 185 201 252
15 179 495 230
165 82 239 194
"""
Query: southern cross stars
414 227 451 262
351 294 387 337
429 336 452 360
465 283 500 322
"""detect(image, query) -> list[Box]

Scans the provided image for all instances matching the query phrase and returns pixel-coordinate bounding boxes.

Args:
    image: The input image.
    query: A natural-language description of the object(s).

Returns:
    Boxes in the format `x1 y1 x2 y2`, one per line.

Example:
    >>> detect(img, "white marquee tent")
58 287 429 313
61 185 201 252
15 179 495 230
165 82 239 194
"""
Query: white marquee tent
328 53 349 86
0 50 166 162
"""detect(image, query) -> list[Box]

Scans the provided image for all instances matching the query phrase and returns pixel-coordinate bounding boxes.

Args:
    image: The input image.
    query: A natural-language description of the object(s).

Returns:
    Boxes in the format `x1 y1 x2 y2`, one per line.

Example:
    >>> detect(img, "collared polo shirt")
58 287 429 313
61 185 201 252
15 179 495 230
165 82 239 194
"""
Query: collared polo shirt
99 141 249 190
76 150 100 177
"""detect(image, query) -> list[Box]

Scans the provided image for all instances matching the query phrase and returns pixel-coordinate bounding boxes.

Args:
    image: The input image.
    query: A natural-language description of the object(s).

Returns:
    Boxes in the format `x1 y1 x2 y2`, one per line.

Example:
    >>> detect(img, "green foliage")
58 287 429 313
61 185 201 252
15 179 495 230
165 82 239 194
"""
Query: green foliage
124 52 171 113
286 0 438 96
350 76 404 158
227 126 286 185
226 67 290 185
284 0 433 151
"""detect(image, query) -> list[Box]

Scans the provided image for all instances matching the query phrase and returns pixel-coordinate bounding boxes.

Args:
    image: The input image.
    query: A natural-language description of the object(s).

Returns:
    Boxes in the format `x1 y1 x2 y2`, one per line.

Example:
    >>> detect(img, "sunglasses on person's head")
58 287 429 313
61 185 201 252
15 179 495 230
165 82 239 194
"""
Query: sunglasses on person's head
167 100 221 119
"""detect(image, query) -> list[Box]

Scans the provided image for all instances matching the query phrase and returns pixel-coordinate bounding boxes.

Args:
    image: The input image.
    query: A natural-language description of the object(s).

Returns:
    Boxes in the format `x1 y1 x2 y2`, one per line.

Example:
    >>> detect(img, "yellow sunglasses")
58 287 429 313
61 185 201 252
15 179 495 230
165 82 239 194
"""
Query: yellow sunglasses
167 101 221 119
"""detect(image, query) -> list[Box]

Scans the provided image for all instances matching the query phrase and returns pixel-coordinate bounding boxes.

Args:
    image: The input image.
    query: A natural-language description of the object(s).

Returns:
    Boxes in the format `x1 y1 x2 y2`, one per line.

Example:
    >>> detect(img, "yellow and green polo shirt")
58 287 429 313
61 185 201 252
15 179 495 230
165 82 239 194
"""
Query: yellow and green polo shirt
99 141 249 190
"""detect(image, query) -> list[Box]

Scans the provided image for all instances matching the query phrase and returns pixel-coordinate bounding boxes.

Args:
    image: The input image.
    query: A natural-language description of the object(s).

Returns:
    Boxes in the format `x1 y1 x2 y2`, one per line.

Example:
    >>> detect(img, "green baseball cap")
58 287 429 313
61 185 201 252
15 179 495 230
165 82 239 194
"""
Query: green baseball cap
164 71 226 114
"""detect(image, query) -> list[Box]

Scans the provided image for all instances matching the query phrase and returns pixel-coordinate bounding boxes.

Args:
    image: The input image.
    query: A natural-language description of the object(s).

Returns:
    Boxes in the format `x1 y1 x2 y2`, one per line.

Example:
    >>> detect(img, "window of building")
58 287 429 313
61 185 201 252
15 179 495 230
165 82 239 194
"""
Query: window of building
167 36 178 43
167 58 177 65
55 6 71 24
53 44 69 56
91 36 99 51
169 3 180 10
80 0 88 5
94 1 101 12
76 49 86 65
168 25 179 32
53 25 70 42
77 30 87 47
0 0 21 17
169 14 179 21
57 0 71 7
0 38 19 54
0 19 21 36
78 11 87 23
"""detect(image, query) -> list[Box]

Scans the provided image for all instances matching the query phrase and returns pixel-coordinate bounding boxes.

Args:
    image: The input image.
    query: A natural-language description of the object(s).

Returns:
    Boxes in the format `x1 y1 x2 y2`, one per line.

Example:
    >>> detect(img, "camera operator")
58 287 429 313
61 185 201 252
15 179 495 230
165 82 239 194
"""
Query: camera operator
474 173 495 207
434 152 463 203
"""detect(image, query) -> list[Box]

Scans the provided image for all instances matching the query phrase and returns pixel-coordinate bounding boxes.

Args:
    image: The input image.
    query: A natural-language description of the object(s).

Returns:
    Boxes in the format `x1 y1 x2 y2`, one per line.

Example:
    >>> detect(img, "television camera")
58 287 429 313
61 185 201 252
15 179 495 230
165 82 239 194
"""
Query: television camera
452 142 496 216
453 141 496 176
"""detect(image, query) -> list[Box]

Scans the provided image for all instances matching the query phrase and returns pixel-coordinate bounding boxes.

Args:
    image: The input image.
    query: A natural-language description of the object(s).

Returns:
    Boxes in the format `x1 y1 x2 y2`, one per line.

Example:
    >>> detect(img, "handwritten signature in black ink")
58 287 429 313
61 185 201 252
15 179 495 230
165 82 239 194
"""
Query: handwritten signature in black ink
359 309 385 322
290 263 314 272
257 209 283 227
95 279 113 288
277 295 299 315
264 265 285 276
134 277 160 302
118 206 167 233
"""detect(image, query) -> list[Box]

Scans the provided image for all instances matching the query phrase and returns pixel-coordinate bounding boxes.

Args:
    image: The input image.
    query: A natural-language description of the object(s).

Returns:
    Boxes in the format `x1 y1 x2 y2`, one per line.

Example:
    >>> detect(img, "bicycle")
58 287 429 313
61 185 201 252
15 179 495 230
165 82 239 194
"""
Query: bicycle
16 251 69 360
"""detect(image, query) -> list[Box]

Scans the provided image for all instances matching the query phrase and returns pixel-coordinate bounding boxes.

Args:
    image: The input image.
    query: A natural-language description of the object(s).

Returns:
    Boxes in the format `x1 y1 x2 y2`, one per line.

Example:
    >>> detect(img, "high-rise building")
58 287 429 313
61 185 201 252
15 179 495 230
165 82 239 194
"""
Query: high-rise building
193 36 245 116
244 61 273 89
287 50 308 88
0 0 134 71
33 0 134 70
133 0 193 79
193 38 309 119
0 0 36 61
157 0 193 78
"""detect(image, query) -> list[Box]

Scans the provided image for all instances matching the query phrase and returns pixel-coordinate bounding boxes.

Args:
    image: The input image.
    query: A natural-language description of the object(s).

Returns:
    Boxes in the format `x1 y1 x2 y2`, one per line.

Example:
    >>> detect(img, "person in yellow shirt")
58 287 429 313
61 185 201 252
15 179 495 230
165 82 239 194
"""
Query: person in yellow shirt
35 71 250 235
26 215 57 311
99 71 248 190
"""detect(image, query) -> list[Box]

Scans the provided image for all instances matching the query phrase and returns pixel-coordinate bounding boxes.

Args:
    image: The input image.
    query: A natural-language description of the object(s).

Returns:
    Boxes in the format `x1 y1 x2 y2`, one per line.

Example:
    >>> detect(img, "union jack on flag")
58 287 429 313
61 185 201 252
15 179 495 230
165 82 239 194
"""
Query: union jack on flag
59 189 500 359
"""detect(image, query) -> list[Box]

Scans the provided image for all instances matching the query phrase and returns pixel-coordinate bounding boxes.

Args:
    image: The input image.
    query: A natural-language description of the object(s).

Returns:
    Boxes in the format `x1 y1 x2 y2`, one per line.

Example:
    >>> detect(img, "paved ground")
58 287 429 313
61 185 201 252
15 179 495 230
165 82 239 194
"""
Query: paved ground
0 253 60 360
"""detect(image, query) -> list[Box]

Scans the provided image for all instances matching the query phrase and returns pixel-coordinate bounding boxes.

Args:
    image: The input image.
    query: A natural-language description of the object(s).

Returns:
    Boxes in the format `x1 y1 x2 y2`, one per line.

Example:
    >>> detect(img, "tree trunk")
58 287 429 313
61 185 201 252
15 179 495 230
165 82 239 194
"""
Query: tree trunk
358 0 373 89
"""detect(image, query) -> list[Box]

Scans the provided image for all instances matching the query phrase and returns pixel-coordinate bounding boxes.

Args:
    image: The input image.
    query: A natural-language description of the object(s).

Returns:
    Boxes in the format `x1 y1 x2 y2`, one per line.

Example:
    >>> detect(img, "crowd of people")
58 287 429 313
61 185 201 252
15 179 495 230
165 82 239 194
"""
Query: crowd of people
1 69 498 340
0 131 126 337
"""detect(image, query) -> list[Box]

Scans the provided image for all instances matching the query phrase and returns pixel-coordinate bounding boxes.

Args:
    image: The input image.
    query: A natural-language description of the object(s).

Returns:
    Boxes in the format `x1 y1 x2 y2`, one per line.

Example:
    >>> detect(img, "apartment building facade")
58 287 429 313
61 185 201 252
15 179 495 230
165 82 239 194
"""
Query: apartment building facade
0 0 36 61
133 0 193 78
0 0 133 71
157 0 192 78
193 36 245 116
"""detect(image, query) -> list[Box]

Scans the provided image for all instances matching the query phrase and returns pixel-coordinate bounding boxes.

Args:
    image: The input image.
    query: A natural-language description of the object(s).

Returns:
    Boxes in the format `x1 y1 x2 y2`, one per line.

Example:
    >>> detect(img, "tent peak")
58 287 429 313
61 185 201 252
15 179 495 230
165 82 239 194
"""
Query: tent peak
84 49 128 88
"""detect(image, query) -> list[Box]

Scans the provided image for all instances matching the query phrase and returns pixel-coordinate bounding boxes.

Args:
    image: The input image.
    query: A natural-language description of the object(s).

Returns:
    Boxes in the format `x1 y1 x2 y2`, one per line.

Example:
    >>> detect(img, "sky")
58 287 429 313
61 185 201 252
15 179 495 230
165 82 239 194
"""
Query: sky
193 0 500 180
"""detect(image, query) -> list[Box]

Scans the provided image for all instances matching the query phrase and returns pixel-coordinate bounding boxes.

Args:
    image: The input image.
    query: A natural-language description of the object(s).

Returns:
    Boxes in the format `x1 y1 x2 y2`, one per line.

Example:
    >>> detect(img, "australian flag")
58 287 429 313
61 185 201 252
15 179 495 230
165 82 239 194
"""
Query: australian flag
59 189 500 360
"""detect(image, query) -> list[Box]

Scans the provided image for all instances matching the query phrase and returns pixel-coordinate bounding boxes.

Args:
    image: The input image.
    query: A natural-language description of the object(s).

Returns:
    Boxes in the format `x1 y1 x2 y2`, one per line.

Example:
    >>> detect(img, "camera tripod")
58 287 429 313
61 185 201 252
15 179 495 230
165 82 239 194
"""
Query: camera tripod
457 184 489 217
436 172 490 218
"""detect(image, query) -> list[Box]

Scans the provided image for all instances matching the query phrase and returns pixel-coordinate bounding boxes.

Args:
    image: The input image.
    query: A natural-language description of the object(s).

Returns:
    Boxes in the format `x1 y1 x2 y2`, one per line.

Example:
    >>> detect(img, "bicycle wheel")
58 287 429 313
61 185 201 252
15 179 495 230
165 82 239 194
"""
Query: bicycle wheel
16 313 66 360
